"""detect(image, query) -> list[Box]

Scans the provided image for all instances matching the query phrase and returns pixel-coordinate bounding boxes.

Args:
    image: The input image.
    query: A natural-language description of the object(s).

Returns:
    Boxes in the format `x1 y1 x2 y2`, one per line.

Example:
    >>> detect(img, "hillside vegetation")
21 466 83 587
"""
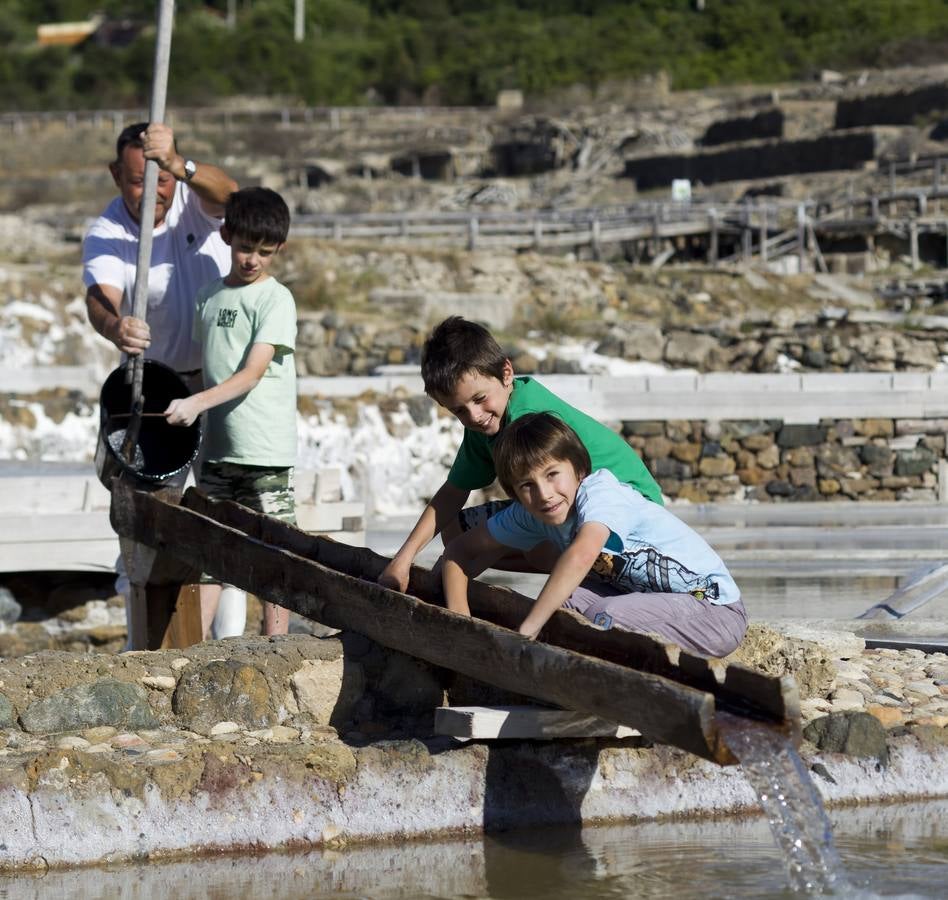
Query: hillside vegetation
3 1 948 111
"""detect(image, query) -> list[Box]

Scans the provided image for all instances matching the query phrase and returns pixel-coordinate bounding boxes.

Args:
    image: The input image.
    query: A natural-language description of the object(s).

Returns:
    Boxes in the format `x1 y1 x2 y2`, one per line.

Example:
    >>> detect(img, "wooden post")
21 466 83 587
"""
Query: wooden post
117 481 202 650
909 220 919 270
741 203 752 262
796 203 807 273
533 218 542 249
934 159 942 215
889 161 896 216
590 218 601 260
759 205 768 263
467 216 479 251
708 210 718 266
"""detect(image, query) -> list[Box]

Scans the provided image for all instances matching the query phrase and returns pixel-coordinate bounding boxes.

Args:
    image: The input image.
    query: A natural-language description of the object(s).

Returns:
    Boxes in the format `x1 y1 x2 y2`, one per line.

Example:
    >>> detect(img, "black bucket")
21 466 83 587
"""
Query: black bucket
95 359 202 489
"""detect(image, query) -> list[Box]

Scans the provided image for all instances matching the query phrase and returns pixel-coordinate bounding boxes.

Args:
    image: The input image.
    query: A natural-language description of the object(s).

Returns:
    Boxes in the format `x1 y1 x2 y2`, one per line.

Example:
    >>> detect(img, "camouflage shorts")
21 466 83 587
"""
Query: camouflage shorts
198 462 297 524
457 499 513 533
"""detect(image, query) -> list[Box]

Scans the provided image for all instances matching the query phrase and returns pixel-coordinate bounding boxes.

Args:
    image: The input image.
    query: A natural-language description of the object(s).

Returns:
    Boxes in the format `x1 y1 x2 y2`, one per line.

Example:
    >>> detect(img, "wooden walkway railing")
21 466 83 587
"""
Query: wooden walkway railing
292 182 948 270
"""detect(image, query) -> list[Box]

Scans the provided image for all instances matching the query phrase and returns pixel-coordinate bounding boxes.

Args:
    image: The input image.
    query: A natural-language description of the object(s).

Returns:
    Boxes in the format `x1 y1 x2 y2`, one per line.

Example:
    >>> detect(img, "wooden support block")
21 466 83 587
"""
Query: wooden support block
158 583 204 649
434 705 640 741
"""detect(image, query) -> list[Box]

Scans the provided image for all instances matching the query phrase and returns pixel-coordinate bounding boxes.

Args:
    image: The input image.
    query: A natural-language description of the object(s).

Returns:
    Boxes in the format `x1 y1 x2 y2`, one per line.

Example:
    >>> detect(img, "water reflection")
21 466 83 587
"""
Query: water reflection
2 800 946 899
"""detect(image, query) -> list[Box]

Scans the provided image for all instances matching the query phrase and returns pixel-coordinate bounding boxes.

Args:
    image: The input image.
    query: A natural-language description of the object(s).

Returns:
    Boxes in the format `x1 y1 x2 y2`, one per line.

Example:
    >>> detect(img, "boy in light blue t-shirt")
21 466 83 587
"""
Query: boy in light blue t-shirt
442 412 747 657
165 187 297 638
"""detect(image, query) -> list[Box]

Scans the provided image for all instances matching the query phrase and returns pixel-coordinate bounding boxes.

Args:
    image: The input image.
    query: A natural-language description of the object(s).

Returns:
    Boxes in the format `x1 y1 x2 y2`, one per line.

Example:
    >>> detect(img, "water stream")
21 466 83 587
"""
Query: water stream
718 712 850 894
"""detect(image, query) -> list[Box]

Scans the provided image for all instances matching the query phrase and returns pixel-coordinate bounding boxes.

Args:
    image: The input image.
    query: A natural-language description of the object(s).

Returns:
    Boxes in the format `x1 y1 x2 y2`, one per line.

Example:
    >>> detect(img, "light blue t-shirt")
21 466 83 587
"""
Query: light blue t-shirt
487 469 740 605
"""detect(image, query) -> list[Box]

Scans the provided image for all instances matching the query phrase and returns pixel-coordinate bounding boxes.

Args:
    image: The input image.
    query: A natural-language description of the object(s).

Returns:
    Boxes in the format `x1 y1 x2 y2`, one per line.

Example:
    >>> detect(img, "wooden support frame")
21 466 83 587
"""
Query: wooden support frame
178 488 798 730
110 483 800 764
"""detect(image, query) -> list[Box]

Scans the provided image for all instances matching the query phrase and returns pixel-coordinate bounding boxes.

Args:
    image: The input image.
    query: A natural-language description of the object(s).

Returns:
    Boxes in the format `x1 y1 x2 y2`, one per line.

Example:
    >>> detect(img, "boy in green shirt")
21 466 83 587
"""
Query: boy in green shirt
378 316 662 592
165 187 297 638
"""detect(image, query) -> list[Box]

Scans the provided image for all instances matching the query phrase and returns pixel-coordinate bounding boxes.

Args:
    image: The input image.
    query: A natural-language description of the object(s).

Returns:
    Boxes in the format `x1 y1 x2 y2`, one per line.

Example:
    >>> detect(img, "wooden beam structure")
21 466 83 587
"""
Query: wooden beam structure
110 482 800 764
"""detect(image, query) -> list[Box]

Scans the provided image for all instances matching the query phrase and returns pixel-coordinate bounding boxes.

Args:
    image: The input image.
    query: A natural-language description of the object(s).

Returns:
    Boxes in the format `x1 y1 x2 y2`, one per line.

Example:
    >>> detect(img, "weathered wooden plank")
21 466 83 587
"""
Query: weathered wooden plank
180 488 798 733
111 482 732 762
434 705 640 740
158 583 204 649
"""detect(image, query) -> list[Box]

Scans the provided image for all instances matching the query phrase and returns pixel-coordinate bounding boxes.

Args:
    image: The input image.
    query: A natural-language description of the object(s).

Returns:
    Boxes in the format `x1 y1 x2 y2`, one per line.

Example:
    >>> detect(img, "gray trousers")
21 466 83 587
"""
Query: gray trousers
565 582 748 658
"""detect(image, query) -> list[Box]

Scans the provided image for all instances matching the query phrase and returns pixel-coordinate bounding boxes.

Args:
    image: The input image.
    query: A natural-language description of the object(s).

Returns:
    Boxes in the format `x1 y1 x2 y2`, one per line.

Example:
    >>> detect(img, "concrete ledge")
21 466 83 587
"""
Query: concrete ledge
8 369 948 423
0 730 945 869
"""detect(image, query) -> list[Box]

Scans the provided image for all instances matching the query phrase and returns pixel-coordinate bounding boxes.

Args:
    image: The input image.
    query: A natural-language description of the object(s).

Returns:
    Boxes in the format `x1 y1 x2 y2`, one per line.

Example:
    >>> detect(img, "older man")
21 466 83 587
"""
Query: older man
83 122 240 646
84 121 237 373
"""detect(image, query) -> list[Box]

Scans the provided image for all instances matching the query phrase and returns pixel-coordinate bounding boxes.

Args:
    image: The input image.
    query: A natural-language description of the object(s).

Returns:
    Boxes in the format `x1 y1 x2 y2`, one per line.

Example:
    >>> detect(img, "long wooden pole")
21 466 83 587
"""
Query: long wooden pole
121 0 175 462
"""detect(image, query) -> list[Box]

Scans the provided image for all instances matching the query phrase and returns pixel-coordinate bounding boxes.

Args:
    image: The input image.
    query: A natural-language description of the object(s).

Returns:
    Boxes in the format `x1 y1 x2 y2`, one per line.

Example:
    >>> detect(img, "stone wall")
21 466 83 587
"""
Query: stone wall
835 82 948 129
294 310 948 377
623 416 947 503
623 131 877 190
701 108 784 147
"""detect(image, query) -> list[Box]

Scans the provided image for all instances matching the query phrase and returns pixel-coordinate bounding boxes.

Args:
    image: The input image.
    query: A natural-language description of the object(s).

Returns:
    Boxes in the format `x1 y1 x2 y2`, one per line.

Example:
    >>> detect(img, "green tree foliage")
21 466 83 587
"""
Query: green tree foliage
2 0 948 111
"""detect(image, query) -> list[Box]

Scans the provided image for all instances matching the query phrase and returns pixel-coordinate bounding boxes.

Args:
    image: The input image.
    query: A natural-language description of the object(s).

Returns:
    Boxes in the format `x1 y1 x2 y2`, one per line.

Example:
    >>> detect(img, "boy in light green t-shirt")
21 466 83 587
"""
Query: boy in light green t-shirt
165 187 297 638
378 315 662 593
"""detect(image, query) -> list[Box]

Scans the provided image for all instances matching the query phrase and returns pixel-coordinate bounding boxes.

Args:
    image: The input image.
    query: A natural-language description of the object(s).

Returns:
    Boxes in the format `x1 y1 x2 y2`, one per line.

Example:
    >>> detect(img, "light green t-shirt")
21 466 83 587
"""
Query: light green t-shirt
447 376 663 504
194 276 297 467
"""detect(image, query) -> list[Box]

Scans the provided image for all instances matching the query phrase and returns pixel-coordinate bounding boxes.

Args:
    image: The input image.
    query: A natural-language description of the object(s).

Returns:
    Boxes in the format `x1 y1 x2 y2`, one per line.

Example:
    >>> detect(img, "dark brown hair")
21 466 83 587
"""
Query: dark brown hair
492 412 591 498
421 316 509 399
115 121 150 162
224 186 290 245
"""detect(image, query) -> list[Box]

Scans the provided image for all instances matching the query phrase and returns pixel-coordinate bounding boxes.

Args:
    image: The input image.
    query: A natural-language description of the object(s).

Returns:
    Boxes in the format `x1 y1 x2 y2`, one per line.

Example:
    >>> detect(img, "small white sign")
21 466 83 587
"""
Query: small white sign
671 179 692 202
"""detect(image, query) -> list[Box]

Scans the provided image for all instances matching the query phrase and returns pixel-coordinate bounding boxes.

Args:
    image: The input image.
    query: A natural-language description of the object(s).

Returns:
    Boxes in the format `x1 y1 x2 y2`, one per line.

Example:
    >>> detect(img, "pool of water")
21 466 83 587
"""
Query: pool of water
2 800 945 898
365 522 948 623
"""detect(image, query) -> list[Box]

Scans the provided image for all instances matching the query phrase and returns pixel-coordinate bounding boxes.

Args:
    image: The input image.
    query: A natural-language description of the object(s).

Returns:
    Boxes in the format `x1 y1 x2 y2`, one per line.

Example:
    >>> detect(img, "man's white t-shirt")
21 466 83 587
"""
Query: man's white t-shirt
82 183 231 372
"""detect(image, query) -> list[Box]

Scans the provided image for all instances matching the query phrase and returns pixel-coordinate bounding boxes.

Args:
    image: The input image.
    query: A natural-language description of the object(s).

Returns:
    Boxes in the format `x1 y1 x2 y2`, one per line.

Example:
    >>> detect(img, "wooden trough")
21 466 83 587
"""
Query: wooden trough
110 481 801 765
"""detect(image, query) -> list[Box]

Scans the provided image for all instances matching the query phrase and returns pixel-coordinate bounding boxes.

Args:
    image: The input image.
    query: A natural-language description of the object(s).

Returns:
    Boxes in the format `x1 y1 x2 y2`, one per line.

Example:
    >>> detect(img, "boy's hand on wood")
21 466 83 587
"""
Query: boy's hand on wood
163 396 200 427
378 560 410 593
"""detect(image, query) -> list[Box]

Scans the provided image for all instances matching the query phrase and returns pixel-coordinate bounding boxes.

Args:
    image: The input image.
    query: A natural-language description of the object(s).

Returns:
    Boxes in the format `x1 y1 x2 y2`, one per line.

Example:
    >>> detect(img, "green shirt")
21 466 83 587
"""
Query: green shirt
447 376 663 504
194 276 297 467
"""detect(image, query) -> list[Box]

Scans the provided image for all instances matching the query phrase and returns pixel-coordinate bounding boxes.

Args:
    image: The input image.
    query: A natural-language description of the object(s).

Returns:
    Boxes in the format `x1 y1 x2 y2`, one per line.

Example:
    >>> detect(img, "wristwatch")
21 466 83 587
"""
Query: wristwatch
183 159 197 181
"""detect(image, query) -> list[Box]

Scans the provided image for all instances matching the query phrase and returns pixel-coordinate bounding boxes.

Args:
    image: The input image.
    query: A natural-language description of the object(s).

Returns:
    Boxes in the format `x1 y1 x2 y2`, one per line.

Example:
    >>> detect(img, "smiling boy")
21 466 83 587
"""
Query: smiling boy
164 187 297 638
443 413 747 657
378 316 662 592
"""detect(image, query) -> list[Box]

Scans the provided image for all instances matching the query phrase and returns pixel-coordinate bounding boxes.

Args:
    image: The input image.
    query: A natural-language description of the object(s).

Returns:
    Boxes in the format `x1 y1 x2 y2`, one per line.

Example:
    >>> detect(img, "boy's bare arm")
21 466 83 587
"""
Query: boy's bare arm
163 342 275 426
518 522 610 640
442 523 507 617
378 481 470 592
